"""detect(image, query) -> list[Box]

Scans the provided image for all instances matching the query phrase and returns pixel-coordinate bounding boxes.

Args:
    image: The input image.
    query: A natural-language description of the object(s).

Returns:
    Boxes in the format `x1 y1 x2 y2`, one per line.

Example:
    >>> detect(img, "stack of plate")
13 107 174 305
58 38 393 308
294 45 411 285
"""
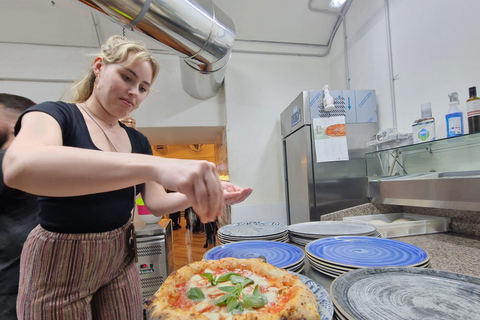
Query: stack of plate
289 272 334 320
330 267 480 320
305 236 430 278
217 221 289 244
204 240 305 272
288 221 379 246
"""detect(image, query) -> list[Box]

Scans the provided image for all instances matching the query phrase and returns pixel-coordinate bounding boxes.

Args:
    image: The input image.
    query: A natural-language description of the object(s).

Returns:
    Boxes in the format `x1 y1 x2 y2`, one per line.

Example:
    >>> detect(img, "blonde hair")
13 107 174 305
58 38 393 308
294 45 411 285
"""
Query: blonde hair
68 36 160 103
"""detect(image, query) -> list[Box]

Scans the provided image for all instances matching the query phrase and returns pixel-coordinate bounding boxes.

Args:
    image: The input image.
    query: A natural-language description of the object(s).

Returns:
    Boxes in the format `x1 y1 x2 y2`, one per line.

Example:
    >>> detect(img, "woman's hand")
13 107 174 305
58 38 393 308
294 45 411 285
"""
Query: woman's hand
153 159 224 223
221 181 253 205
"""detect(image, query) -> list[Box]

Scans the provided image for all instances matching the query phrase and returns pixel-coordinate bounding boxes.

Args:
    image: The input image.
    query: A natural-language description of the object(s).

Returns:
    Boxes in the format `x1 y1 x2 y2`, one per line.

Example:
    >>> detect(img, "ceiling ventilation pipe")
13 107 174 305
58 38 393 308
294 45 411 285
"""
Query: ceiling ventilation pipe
76 0 235 99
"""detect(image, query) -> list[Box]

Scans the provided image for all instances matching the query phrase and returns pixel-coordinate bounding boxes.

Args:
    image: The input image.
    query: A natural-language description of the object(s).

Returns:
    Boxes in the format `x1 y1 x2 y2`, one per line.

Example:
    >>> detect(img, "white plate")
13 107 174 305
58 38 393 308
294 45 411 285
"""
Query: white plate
288 221 376 238
218 221 287 237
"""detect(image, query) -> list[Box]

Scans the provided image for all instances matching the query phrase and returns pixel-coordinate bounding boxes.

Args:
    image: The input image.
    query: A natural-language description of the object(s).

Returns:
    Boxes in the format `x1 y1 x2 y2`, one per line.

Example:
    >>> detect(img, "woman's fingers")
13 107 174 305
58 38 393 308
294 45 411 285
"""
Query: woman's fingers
223 186 253 205
154 159 232 222
201 163 224 222
175 160 223 222
237 187 253 203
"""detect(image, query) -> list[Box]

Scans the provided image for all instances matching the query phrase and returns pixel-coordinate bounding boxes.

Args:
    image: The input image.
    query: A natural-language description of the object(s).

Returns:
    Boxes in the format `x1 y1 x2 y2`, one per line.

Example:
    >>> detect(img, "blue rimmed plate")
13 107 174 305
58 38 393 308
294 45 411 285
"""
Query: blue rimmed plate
289 272 334 320
306 236 429 268
204 240 304 269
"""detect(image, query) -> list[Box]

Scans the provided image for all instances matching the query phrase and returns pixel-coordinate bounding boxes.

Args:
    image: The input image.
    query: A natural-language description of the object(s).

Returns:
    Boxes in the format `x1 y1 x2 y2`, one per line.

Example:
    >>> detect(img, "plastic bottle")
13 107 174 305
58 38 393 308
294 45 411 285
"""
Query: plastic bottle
323 85 335 111
445 92 464 137
412 102 436 144
466 86 480 133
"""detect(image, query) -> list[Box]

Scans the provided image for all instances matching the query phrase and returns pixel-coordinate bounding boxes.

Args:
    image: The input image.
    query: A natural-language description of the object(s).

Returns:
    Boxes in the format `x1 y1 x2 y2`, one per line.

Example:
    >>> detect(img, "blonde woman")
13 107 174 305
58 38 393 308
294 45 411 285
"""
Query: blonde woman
3 36 252 319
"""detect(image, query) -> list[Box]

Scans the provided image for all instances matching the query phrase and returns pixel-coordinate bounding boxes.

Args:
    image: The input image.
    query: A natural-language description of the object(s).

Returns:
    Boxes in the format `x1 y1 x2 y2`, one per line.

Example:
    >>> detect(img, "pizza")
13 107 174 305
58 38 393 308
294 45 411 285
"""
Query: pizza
145 257 320 320
325 124 346 136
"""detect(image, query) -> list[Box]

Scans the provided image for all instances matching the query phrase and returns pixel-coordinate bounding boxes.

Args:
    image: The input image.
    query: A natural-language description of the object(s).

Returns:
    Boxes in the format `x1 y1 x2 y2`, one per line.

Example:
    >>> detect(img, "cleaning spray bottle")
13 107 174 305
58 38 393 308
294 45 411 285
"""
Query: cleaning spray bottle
445 92 464 137
323 85 335 111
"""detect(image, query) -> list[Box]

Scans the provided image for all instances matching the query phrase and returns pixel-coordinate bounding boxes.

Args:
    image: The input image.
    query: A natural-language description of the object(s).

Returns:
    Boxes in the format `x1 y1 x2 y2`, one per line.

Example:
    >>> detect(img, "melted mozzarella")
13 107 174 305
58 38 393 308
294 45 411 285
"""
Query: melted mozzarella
183 269 281 320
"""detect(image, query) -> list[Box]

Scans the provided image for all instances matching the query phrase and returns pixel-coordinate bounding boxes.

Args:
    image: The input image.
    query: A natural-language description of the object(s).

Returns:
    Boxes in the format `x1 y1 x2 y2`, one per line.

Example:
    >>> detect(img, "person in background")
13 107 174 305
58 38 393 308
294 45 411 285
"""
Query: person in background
169 210 181 230
185 206 202 233
204 219 218 248
3 35 252 319
0 93 38 320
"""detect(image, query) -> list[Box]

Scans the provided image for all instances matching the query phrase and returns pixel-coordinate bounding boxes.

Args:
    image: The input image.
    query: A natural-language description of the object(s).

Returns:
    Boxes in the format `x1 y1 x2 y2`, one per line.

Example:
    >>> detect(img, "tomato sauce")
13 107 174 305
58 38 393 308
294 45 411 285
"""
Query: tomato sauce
171 282 195 309
262 286 300 314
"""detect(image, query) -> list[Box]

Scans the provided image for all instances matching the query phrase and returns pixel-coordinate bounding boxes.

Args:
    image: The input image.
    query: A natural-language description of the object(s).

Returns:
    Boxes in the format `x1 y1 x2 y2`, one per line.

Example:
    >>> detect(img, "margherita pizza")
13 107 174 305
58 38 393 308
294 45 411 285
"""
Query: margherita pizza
146 258 320 320
325 124 346 136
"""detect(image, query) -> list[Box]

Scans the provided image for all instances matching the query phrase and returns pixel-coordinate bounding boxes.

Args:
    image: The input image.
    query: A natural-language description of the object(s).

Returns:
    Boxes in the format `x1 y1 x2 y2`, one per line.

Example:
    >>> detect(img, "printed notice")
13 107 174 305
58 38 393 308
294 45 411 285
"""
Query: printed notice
313 116 349 162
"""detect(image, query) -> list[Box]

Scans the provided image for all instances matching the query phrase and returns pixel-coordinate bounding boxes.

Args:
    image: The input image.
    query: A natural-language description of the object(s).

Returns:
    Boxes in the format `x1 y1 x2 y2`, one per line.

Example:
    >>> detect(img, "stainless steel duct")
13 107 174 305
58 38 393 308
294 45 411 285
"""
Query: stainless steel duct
76 0 235 99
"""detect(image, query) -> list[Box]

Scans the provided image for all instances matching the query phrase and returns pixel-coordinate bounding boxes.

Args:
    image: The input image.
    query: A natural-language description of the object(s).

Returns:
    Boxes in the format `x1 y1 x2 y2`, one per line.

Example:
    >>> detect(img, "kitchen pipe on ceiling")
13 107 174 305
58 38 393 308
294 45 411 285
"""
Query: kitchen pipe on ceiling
75 0 235 99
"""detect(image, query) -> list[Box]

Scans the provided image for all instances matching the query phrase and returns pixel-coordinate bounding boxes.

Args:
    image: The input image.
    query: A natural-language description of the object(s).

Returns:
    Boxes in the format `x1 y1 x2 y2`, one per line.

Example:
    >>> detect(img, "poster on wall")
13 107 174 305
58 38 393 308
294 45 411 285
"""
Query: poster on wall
313 116 349 162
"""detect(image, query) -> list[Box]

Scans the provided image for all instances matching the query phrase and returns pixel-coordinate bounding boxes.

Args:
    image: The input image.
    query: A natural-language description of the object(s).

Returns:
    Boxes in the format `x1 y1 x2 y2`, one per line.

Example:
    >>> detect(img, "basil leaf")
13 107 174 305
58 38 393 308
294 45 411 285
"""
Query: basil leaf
243 293 267 309
201 273 218 286
252 284 263 297
239 277 254 288
217 272 241 283
219 286 237 293
231 302 244 314
243 285 268 309
230 274 250 284
186 287 205 302
212 292 236 306
226 296 240 313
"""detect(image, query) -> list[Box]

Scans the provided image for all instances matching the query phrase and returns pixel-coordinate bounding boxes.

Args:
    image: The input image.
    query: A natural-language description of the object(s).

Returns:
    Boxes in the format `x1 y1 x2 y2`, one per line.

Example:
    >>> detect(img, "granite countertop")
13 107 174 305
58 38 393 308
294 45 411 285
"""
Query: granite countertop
395 232 480 278
321 203 480 278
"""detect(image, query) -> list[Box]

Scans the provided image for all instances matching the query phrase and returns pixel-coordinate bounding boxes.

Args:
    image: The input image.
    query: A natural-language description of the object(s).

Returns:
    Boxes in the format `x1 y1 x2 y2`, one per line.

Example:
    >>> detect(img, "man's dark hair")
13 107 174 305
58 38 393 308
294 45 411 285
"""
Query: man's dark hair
0 93 36 112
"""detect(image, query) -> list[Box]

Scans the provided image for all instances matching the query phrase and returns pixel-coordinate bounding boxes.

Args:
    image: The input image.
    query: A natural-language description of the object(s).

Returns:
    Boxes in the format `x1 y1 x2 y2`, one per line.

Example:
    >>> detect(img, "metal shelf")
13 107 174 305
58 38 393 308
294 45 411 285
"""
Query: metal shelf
366 133 480 211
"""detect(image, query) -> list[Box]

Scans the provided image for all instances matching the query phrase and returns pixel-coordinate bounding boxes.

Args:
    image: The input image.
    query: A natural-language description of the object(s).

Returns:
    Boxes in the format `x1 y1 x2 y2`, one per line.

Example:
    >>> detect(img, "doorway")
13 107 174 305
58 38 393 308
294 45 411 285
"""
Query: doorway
149 132 230 271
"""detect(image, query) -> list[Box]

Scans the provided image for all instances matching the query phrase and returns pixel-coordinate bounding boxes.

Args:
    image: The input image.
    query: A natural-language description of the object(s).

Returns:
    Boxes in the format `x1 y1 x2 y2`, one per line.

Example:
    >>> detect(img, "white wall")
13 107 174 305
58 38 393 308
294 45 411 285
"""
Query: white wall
224 54 329 223
330 0 480 137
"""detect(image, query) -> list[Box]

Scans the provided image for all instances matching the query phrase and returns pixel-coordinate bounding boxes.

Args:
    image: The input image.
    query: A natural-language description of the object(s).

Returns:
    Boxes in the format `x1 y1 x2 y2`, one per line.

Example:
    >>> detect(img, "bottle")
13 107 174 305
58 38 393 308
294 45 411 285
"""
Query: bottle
412 102 436 144
323 85 335 111
466 86 480 133
445 92 464 137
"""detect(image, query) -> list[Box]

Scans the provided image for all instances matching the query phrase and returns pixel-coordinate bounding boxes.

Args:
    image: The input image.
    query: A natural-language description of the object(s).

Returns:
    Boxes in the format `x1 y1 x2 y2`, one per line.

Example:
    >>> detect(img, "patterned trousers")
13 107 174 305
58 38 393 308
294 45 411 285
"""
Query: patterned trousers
17 221 142 320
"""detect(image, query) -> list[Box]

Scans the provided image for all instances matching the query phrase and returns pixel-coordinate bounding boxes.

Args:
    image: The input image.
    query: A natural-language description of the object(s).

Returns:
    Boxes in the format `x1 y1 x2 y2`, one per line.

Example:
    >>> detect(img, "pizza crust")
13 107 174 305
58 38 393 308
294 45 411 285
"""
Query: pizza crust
146 258 320 320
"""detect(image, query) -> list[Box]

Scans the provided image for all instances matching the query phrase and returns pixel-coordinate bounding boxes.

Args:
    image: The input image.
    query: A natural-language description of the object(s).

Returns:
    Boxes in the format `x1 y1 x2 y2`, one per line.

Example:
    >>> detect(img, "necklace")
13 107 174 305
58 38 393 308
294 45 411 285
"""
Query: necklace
82 104 118 131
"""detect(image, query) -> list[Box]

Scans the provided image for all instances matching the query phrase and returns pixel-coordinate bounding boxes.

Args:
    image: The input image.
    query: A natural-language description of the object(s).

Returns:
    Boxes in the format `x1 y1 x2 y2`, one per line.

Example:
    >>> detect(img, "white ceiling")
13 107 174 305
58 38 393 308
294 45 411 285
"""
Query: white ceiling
1 0 349 145
1 0 346 49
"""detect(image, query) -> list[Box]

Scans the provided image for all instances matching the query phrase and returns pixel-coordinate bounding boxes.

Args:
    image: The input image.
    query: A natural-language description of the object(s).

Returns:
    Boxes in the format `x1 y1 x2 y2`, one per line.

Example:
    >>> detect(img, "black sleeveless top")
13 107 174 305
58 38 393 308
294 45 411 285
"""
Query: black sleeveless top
14 101 153 233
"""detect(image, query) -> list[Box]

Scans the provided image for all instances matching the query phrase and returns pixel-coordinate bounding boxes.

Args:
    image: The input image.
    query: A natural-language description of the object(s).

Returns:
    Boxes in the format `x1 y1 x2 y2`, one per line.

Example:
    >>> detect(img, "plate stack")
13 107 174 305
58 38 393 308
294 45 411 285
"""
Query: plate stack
204 240 305 272
330 267 480 320
217 221 289 244
305 236 430 278
288 221 379 246
289 272 334 320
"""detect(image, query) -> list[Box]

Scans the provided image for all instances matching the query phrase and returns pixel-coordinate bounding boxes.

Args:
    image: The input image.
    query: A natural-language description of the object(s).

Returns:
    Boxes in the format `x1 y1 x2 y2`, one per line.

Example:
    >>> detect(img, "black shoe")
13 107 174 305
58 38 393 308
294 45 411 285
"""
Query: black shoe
203 243 208 248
